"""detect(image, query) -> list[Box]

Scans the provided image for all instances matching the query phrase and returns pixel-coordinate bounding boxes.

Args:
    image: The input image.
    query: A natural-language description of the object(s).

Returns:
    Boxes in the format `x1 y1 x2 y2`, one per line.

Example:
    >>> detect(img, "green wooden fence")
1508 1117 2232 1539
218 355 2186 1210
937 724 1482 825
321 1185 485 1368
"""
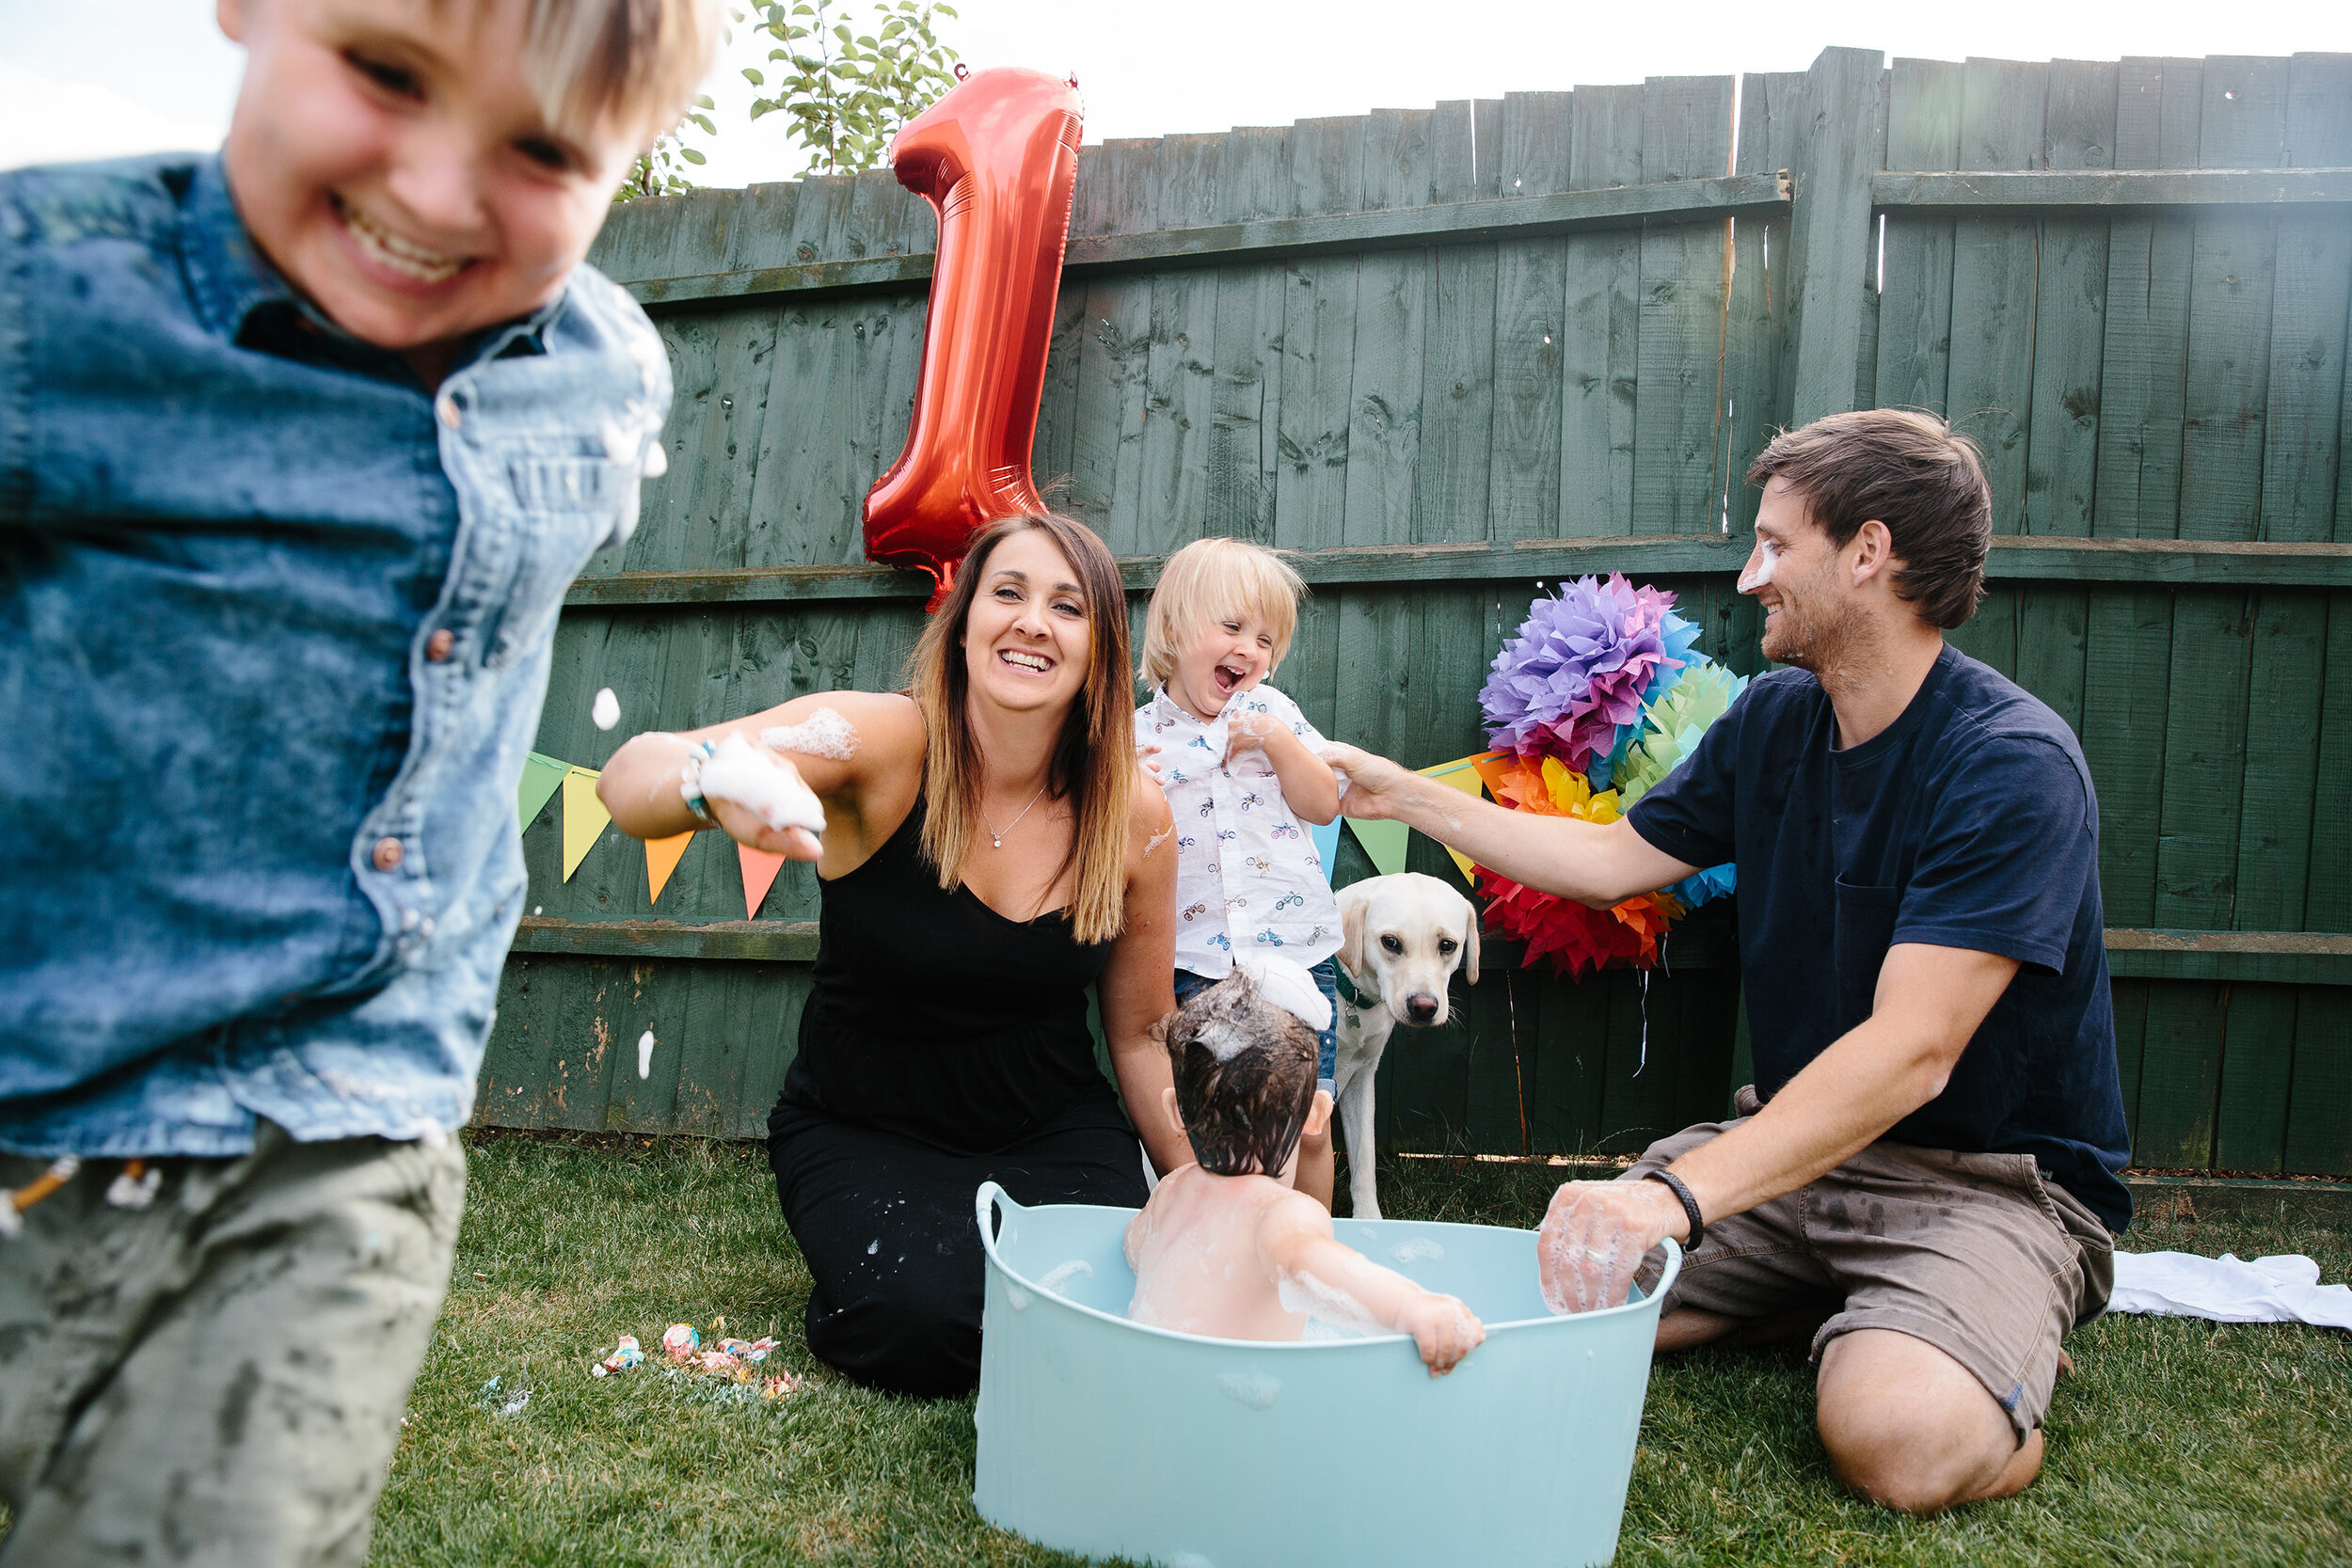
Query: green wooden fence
482 46 2352 1179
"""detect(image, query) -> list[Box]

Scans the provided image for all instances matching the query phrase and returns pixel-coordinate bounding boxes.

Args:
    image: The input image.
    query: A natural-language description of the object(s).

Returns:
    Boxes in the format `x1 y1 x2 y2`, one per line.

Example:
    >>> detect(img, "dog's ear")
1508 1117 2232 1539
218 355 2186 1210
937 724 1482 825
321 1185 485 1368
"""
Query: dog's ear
1458 892 1481 986
1339 889 1367 985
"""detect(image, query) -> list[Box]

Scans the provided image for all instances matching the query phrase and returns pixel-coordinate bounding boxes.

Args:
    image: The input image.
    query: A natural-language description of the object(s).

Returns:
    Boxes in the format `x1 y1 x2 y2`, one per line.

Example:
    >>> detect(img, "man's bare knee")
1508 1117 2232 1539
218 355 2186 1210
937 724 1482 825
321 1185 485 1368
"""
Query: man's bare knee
1817 1328 2037 1515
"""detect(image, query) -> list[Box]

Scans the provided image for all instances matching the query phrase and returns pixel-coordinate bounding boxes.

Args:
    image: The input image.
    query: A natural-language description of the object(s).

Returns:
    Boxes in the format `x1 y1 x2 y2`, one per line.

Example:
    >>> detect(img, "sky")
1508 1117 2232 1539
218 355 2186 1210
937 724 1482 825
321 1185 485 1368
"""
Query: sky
5 0 2349 184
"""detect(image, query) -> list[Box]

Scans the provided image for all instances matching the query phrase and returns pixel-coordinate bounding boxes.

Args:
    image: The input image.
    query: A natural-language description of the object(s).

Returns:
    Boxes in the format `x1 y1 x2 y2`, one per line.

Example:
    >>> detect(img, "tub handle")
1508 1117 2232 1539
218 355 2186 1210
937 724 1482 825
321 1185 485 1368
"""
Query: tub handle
975 1180 1010 1256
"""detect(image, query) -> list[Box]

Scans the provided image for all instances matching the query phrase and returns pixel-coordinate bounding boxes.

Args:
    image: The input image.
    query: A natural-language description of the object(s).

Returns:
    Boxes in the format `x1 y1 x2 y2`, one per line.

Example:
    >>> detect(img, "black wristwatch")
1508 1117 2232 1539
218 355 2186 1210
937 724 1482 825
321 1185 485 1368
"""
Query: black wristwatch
1643 1169 1706 1253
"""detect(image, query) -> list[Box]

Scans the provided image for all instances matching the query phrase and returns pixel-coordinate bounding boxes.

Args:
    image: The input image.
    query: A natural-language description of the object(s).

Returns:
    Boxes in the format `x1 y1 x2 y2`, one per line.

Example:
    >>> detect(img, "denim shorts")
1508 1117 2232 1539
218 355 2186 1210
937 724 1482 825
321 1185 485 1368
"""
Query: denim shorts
1172 961 1340 1097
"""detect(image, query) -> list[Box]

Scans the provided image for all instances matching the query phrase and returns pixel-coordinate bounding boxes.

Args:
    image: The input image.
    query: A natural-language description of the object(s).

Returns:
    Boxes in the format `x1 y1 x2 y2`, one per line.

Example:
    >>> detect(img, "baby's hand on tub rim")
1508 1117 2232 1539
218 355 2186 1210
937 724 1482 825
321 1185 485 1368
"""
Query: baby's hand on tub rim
1405 1291 1485 1376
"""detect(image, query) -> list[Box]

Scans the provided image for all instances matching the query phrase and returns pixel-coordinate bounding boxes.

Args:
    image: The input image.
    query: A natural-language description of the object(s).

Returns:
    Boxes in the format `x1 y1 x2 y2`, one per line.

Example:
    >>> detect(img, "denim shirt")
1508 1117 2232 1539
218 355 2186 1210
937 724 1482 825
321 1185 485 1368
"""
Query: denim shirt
0 154 670 1156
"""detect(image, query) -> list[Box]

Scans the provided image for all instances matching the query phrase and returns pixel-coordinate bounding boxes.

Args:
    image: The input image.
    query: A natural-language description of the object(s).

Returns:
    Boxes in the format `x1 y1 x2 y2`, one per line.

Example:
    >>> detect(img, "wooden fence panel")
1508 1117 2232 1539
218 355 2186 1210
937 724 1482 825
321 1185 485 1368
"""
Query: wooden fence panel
491 48 2352 1174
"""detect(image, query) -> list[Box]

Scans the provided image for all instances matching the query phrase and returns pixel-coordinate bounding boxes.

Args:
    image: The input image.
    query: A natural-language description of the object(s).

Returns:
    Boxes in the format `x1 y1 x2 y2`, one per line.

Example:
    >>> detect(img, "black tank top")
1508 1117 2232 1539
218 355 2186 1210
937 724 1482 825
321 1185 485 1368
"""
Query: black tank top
782 793 1126 1154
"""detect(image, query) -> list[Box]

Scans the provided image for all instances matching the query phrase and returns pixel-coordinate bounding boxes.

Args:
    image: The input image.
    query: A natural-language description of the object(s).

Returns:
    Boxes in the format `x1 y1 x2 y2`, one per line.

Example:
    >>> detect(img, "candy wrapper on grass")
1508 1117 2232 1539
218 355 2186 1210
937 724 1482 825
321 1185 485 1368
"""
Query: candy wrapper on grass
592 1334 644 1377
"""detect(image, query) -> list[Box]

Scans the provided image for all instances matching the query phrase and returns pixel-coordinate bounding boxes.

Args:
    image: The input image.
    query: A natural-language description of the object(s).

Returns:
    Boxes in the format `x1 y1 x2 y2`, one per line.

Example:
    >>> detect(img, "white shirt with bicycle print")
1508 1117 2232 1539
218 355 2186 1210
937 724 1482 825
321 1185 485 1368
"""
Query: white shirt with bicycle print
1135 682 1343 978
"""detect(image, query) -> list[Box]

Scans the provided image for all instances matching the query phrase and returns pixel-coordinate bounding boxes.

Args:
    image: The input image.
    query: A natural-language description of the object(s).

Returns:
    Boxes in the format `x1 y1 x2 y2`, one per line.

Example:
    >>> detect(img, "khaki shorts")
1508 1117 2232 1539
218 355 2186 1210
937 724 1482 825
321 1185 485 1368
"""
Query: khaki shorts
0 1123 465 1567
1629 1087 2116 1441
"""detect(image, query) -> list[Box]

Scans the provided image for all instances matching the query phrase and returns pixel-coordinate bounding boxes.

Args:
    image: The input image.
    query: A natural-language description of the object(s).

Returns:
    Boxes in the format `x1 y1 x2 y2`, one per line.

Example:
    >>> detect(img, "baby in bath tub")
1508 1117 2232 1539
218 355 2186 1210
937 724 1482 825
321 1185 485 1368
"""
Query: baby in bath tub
1126 957 1486 1375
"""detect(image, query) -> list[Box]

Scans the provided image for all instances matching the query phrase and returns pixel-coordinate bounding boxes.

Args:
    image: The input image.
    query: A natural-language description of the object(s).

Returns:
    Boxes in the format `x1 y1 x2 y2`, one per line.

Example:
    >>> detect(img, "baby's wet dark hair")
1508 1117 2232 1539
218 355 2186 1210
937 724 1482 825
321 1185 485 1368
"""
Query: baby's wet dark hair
1163 970 1319 1177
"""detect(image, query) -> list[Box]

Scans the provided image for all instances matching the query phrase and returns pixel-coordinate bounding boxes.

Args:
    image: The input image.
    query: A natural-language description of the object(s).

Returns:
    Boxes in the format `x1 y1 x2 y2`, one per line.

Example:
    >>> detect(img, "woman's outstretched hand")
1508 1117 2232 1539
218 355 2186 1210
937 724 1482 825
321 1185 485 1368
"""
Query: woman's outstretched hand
711 798 822 863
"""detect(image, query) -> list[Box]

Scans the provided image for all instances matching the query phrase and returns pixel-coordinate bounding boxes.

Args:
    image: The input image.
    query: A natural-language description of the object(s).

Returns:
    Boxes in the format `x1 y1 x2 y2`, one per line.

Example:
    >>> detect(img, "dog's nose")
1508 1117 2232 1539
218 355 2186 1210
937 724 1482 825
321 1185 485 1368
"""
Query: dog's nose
1405 994 1440 1024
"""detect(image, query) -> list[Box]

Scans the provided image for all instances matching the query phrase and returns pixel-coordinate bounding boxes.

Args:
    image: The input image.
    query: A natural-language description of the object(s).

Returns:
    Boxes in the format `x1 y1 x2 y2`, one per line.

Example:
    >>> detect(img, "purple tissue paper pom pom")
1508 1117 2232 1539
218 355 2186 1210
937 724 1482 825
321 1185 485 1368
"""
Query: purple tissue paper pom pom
1479 575 1687 771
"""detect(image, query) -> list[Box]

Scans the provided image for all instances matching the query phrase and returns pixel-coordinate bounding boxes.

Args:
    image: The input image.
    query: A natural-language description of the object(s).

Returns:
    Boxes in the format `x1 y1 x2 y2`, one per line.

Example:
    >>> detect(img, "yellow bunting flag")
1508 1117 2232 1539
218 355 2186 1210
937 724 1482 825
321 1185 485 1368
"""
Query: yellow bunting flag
645 832 692 905
1416 752 1498 884
560 768 610 881
739 845 787 921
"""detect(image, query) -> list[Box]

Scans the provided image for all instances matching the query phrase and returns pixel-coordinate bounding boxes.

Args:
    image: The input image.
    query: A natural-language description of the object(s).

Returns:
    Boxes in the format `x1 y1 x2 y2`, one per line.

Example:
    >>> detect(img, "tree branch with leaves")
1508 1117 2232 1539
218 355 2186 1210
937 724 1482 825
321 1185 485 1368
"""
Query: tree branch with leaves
746 0 961 177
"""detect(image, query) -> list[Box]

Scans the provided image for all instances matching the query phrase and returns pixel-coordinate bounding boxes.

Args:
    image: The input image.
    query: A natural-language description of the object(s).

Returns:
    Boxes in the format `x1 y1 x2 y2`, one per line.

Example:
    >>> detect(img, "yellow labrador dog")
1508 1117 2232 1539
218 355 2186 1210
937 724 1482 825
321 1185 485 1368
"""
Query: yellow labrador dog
1332 873 1480 1221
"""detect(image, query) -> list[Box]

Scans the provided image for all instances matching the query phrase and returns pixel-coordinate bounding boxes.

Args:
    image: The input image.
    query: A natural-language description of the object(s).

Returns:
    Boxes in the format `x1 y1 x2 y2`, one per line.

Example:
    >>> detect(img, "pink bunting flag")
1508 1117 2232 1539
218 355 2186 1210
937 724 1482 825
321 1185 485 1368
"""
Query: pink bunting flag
738 845 787 921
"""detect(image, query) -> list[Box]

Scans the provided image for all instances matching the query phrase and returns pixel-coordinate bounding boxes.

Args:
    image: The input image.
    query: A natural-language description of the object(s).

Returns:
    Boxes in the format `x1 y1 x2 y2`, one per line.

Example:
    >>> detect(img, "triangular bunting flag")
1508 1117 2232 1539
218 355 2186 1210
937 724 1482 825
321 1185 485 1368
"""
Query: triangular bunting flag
561 768 610 881
645 832 692 905
1309 819 1343 885
1345 816 1409 879
739 845 787 920
1417 752 1496 884
518 752 567 831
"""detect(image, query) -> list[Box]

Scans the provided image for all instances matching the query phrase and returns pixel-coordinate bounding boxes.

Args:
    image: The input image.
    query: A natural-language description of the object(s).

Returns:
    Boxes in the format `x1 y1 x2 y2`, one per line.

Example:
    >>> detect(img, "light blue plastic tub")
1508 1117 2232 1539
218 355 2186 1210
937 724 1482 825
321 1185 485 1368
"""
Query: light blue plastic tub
973 1181 1680 1568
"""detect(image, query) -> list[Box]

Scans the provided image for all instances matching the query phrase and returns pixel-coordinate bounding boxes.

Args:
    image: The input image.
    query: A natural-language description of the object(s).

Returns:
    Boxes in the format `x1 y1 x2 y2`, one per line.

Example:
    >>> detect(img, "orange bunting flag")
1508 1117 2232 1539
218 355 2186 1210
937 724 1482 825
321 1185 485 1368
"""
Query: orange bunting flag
645 832 692 905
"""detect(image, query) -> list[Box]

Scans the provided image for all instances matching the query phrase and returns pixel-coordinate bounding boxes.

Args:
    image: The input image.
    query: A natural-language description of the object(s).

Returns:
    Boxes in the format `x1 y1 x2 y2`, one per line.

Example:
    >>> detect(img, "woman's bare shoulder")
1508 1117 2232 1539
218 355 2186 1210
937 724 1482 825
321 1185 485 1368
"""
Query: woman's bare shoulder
1127 768 1174 841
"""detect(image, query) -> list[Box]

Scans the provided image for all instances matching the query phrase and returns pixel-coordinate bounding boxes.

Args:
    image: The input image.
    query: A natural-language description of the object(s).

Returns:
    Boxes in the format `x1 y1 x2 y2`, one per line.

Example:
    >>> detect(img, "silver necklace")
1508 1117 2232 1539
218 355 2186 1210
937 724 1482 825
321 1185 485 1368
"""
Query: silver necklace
980 782 1050 848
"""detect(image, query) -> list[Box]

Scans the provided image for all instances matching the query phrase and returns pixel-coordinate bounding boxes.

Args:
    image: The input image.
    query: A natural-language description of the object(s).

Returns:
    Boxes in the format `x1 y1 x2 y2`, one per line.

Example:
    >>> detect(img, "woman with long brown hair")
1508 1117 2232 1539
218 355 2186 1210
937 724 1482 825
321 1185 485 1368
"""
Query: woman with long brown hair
598 514 1182 1396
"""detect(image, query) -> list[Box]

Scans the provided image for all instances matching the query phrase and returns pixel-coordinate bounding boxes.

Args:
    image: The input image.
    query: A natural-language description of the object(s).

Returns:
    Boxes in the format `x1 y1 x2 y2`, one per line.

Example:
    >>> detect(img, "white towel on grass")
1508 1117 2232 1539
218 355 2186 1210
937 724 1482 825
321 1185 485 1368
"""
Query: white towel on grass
2107 1251 2352 1329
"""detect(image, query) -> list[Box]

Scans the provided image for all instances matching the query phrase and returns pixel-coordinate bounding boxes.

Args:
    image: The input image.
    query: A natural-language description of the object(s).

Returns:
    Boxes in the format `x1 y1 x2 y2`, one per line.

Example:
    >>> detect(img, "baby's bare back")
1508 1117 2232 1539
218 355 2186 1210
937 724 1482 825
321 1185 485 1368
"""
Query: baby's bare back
1125 1166 1309 1341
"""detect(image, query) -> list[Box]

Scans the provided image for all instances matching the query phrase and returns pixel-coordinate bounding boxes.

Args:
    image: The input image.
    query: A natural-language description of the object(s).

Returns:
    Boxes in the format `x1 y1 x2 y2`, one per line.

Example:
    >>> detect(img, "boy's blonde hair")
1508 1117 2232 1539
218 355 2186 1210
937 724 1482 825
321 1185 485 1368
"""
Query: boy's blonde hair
1140 538 1307 689
444 0 720 140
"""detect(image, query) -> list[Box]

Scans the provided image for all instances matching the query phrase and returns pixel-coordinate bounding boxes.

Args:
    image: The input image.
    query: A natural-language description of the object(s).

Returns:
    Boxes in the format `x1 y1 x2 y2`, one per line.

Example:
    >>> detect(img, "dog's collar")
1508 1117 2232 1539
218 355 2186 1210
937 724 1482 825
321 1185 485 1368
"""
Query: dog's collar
1332 962 1379 1010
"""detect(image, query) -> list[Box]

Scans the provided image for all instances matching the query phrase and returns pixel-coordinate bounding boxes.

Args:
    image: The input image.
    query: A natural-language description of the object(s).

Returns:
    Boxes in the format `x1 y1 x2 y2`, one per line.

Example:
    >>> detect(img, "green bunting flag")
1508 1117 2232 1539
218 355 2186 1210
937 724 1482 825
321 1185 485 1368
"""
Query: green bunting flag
518 752 568 830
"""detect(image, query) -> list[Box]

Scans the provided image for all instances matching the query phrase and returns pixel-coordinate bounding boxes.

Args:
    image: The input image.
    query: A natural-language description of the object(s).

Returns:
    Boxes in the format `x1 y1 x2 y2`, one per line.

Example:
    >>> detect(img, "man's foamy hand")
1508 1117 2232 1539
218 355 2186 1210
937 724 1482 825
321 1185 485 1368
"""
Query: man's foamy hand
1537 1179 1677 1315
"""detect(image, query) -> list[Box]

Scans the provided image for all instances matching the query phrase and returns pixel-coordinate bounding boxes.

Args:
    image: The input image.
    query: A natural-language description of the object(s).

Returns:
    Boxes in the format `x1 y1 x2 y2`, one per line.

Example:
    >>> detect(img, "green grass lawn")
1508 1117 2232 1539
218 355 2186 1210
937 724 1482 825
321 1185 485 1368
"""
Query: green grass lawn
358 1132 2352 1566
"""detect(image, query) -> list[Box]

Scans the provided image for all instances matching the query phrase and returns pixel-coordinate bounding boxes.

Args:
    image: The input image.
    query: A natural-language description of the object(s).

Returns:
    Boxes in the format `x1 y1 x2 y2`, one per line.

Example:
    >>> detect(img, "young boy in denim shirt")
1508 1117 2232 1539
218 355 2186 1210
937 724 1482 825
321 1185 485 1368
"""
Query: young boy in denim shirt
0 1 714 1560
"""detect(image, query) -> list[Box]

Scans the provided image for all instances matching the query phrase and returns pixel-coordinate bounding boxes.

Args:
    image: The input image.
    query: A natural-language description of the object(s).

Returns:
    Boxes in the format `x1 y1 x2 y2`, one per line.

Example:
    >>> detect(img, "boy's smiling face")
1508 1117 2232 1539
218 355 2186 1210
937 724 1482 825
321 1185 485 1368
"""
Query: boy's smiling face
1168 608 1278 723
217 0 659 377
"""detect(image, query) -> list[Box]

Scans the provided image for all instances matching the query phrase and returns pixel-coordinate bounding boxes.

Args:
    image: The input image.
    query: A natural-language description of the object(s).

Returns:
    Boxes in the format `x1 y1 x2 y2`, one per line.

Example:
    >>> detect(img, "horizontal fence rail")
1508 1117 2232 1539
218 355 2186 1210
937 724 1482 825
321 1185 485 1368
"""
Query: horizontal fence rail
511 916 2352 985
618 166 2352 310
560 537 2352 608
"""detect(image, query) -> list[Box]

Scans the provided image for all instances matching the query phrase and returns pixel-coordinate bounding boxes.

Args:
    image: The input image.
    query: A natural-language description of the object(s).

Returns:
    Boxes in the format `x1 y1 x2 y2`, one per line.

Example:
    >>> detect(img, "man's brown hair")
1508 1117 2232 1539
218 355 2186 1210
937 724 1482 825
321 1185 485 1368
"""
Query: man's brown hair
1745 408 1994 628
1163 972 1318 1178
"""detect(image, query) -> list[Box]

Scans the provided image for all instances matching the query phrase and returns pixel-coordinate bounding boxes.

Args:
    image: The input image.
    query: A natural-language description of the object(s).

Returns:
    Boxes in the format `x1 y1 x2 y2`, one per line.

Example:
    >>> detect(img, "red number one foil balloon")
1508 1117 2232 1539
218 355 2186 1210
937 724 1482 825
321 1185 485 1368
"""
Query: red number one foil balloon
862 69 1084 608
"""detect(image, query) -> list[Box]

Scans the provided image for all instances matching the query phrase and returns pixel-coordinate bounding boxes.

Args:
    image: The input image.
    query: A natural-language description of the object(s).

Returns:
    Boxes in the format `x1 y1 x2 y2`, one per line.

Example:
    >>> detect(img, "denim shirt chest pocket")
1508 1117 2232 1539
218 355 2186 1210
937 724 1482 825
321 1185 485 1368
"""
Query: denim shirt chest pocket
479 448 634 665
1832 874 1903 1034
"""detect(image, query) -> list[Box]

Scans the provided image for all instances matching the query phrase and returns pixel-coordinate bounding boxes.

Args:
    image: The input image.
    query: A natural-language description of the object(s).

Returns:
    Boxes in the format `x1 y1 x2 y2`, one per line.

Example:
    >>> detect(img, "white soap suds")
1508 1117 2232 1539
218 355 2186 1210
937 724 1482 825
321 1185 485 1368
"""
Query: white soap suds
866 1239 880 1256
1277 1266 1399 1338
1144 824 1173 858
1038 1259 1094 1295
1196 1020 1248 1063
1004 1280 1033 1311
698 732 826 833
1390 1237 1444 1265
1299 1317 1369 1341
1215 1370 1280 1410
1236 954 1332 1034
592 688 621 731
759 705 860 762
1737 540 1778 594
637 1030 655 1080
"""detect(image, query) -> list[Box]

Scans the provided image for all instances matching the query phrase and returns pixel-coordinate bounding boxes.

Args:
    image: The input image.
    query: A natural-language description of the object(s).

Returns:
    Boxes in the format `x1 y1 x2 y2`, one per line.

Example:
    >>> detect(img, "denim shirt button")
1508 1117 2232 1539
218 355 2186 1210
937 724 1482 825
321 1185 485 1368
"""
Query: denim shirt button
425 627 454 662
435 391 462 430
372 836 405 872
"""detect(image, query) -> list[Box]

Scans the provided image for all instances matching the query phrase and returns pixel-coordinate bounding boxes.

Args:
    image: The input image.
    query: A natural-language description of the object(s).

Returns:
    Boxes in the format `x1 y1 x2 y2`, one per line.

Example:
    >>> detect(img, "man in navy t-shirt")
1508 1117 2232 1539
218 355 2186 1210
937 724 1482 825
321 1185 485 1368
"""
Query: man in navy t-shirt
1325 409 2129 1517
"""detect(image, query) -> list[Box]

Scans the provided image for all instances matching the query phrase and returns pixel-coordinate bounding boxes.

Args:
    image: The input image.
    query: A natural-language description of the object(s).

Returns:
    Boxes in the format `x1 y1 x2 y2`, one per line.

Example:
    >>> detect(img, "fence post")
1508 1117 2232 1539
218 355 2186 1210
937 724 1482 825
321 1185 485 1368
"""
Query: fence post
1783 46 1885 426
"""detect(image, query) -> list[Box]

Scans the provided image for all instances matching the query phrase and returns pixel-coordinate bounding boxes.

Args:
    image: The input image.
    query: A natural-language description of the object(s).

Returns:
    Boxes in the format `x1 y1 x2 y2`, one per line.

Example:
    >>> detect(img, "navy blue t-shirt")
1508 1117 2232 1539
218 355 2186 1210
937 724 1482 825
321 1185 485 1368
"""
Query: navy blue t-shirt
1629 644 2132 1232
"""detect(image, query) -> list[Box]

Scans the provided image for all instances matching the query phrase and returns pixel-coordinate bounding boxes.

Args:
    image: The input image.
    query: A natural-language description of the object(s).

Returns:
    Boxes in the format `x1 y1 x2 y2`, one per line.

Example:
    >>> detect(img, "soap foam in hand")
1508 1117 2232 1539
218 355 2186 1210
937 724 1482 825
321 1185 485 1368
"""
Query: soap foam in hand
697 732 826 835
592 688 621 731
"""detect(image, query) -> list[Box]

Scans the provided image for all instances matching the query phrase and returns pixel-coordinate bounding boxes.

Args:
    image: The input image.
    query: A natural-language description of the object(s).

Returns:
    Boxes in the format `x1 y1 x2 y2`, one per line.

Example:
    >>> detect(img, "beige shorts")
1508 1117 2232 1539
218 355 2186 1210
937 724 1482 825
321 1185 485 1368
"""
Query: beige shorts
0 1123 465 1567
1629 1087 2116 1440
